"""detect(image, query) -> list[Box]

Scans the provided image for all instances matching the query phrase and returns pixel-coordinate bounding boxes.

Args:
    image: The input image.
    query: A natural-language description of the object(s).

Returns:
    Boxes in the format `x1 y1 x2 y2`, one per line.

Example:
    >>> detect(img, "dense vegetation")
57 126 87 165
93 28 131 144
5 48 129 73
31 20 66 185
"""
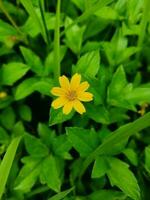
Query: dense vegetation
0 0 150 199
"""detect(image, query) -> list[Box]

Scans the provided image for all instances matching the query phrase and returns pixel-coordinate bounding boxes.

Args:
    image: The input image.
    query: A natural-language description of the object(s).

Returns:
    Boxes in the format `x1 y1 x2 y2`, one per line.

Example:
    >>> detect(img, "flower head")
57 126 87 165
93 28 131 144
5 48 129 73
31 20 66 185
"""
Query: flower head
51 73 93 115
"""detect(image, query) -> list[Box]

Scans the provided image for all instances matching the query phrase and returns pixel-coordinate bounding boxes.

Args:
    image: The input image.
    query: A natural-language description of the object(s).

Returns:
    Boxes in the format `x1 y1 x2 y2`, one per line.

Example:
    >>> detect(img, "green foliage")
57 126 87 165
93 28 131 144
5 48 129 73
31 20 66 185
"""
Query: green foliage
0 0 150 199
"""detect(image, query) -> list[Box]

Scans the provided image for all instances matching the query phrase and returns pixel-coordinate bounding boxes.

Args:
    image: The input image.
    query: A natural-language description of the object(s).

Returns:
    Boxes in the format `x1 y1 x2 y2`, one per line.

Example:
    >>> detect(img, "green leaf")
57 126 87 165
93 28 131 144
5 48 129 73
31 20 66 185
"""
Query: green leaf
0 127 9 144
24 133 49 157
20 46 44 75
19 105 32 122
1 62 30 86
123 148 138 166
44 45 67 76
65 17 85 55
0 136 22 199
92 156 110 178
15 77 38 100
40 155 61 192
80 111 150 176
48 187 74 200
88 189 126 200
32 79 53 96
49 107 74 126
14 156 42 192
86 104 110 124
0 107 16 130
73 50 100 78
144 146 150 174
20 0 47 43
107 157 140 200
66 127 99 157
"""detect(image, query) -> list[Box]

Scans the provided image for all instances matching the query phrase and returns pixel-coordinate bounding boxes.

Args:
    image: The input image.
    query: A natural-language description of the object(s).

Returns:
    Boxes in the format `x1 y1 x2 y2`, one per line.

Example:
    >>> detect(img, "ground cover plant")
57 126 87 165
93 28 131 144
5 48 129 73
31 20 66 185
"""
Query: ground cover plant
0 0 150 199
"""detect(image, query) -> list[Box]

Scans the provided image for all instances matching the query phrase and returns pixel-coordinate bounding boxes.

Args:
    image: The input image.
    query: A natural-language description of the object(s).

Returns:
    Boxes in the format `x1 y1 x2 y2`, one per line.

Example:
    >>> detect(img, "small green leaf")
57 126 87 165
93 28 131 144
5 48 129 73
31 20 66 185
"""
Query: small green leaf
1 62 30 86
107 157 140 200
73 50 100 78
92 156 110 178
19 105 32 122
15 77 38 100
20 46 44 75
0 127 9 144
15 157 42 192
66 127 99 157
0 107 16 130
49 107 74 126
65 17 85 55
40 155 61 192
24 133 49 157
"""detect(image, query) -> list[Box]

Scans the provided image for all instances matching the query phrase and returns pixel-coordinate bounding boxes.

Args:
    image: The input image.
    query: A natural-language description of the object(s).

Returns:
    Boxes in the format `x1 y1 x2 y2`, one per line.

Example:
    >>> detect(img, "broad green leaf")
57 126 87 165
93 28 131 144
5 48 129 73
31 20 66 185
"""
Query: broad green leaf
73 50 100 77
88 189 126 200
65 17 85 55
66 127 99 157
19 105 32 122
1 62 30 86
80 111 150 176
20 46 44 75
40 155 61 192
107 157 140 200
15 77 38 100
94 6 119 20
24 133 49 157
49 107 74 126
0 136 22 199
92 156 110 178
49 187 74 200
14 157 42 192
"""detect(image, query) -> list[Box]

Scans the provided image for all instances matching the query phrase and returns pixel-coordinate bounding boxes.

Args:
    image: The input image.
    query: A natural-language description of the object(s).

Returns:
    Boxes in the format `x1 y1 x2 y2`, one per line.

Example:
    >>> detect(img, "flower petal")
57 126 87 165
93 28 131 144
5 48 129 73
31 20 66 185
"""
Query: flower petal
59 75 70 89
51 87 65 96
77 81 89 93
63 102 73 115
73 100 86 114
78 92 93 102
70 73 81 90
52 97 68 109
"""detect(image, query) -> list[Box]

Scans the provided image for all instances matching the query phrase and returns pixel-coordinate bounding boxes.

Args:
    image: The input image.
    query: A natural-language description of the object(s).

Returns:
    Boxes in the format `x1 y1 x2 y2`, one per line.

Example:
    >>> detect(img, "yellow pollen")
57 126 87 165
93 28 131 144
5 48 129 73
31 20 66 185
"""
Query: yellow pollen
66 90 77 101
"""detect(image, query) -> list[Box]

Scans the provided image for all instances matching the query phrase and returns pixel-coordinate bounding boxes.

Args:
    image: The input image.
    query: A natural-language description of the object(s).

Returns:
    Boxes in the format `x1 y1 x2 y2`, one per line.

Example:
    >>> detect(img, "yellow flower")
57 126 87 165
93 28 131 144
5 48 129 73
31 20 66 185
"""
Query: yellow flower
51 73 93 115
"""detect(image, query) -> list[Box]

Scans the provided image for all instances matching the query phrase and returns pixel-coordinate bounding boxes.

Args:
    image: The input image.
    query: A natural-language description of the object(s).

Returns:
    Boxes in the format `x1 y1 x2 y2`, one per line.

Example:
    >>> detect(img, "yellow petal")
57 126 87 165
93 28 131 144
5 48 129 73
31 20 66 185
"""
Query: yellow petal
73 100 86 114
59 75 70 89
70 73 81 90
78 92 93 102
63 102 73 115
51 87 65 96
52 97 68 109
77 81 89 93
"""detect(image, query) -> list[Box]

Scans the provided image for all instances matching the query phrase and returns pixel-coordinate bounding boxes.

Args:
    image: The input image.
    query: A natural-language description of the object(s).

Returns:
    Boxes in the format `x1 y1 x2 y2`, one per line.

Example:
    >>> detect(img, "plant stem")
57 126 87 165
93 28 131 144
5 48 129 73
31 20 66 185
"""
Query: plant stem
136 0 150 59
54 0 61 81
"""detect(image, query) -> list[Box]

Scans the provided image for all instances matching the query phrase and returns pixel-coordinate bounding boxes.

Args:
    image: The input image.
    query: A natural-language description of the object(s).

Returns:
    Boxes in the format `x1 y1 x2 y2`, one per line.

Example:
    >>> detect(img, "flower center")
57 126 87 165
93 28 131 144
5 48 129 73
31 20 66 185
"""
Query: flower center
66 90 77 101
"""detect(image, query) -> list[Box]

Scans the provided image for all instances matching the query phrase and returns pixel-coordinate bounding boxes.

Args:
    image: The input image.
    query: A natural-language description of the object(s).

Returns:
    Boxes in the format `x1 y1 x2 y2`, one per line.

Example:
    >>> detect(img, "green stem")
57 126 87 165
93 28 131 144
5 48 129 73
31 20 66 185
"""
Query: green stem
136 0 150 59
54 0 61 81
39 0 51 46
